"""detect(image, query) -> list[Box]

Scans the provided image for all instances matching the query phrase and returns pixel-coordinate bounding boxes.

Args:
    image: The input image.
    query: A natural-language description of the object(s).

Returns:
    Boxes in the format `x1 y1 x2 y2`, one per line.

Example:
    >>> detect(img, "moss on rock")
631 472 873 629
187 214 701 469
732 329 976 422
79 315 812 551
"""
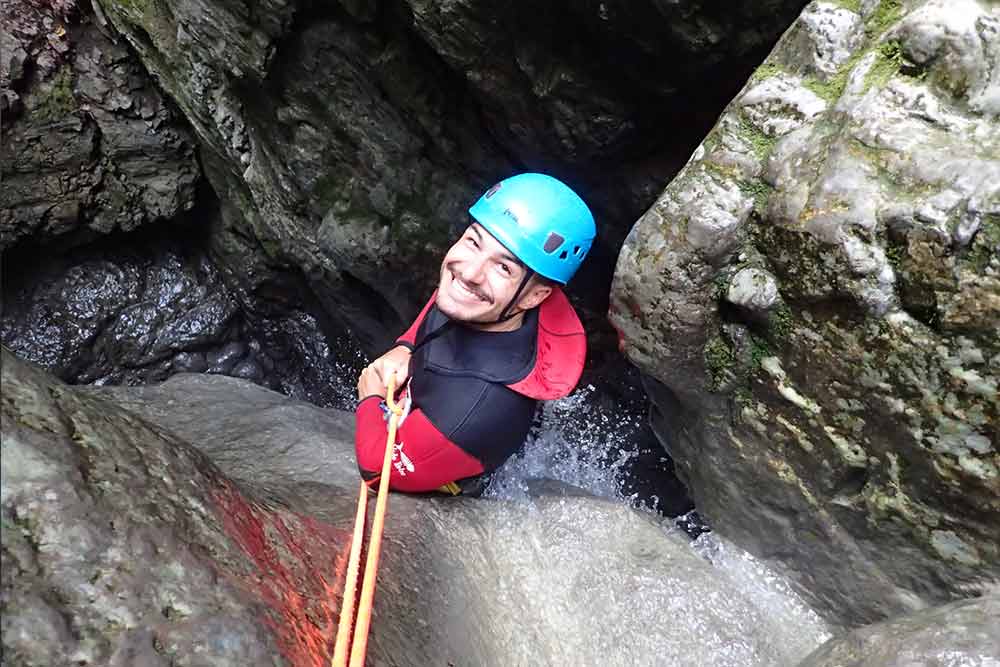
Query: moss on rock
704 334 737 392
865 0 903 38
864 40 905 91
737 112 779 160
37 65 77 120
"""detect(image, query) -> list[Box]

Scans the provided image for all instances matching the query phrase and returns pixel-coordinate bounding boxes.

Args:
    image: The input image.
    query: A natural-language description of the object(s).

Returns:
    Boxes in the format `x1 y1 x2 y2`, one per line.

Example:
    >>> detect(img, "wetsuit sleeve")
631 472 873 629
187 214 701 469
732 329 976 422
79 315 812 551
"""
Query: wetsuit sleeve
395 291 437 348
355 395 485 493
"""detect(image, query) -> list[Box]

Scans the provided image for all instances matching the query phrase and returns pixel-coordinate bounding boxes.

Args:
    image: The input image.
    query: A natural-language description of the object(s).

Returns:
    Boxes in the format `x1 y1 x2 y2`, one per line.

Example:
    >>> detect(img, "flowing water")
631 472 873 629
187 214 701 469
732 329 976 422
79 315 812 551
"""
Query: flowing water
472 384 833 666
485 384 649 503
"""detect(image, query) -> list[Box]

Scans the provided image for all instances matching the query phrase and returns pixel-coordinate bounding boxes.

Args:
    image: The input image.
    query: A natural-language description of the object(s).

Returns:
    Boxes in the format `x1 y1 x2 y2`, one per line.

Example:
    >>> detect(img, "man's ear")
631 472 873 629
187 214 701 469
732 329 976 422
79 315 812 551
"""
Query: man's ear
516 280 553 312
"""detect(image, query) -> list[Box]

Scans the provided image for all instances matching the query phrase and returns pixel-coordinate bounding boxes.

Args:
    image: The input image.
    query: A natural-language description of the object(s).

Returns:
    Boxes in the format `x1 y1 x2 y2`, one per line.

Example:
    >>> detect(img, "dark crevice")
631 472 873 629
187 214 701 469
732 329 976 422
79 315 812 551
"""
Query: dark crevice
832 466 869 499
2 176 366 408
335 268 405 347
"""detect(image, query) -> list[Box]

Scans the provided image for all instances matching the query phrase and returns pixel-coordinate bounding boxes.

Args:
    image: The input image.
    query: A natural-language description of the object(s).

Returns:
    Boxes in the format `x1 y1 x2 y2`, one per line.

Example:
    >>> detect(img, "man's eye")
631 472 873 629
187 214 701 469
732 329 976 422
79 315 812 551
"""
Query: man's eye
466 236 479 248
499 263 512 275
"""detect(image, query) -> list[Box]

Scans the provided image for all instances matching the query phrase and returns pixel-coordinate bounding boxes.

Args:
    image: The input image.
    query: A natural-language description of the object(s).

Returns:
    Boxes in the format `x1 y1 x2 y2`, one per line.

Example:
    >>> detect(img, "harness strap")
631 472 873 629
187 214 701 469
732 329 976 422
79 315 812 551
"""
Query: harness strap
411 318 454 354
436 481 463 496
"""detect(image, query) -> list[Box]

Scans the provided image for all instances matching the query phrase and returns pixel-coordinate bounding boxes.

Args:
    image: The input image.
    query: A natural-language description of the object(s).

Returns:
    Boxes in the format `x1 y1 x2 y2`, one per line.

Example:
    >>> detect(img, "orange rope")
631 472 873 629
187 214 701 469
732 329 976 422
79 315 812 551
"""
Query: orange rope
333 374 402 667
330 482 367 665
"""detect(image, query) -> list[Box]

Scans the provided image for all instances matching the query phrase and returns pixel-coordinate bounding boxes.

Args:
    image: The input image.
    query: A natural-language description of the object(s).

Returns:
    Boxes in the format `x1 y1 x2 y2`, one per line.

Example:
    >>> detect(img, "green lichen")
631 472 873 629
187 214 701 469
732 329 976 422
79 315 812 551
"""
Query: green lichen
737 113 777 160
865 40 905 91
713 271 730 301
767 303 793 340
802 64 853 103
850 137 939 197
866 0 903 38
705 335 737 391
734 385 753 407
739 179 773 214
699 134 720 157
38 65 77 120
749 334 772 369
751 62 785 84
704 160 742 182
885 238 907 271
963 214 1000 274
833 0 862 12
801 0 907 103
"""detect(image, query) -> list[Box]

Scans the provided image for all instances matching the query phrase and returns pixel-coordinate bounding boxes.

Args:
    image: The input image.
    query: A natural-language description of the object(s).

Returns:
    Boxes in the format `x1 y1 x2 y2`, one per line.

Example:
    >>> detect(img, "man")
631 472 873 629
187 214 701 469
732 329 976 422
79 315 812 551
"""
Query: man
354 173 595 495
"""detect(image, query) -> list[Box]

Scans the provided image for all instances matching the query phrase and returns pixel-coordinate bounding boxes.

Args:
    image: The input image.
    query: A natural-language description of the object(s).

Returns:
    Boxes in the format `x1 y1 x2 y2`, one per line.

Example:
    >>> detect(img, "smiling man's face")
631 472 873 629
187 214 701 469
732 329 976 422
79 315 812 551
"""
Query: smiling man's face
435 224 552 329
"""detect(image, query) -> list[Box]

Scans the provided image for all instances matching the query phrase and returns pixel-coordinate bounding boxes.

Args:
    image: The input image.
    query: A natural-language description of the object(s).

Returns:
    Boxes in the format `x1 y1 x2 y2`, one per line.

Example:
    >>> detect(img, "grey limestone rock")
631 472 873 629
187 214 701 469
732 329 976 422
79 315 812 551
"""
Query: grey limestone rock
88 0 811 353
726 267 783 323
0 0 199 250
2 350 835 666
796 594 1000 667
0 230 364 409
1 350 315 666
610 0 1000 627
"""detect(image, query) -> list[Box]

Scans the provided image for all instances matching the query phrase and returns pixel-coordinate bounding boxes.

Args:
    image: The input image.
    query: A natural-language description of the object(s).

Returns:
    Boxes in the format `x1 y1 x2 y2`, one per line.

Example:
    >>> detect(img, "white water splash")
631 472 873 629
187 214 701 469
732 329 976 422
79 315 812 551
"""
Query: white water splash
485 384 651 507
692 532 834 659
477 383 833 665
465 495 833 667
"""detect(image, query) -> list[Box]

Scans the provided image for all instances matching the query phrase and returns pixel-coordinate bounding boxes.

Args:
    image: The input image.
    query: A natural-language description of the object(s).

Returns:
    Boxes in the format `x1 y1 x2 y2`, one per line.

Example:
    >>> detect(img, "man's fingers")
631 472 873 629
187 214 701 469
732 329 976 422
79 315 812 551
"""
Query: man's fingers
362 357 409 391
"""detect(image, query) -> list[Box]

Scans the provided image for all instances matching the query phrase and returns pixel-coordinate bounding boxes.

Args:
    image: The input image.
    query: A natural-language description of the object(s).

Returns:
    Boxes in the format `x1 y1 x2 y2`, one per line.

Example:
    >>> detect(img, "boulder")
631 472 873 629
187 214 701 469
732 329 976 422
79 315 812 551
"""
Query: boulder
2 350 832 665
610 0 1000 627
796 594 1000 667
1 349 342 666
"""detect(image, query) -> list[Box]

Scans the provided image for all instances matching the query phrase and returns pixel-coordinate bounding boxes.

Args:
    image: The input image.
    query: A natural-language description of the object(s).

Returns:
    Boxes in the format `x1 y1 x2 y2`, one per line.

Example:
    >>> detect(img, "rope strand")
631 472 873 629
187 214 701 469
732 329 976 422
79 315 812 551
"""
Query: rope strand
333 374 402 667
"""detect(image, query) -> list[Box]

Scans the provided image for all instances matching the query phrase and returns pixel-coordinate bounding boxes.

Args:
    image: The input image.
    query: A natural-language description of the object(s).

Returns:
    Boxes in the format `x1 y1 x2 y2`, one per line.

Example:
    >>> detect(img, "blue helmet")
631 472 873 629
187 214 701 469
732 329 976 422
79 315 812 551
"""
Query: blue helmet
468 173 596 285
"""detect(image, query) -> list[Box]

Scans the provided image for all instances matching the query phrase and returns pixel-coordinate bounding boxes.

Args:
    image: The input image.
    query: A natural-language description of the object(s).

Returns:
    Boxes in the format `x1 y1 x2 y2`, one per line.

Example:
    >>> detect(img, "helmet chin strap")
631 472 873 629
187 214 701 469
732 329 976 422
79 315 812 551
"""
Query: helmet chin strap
495 269 535 323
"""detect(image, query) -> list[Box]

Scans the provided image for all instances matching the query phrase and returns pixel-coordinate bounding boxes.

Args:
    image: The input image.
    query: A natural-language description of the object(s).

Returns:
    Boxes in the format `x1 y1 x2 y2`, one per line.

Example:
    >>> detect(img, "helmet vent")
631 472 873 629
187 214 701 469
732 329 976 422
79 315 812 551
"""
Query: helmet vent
543 232 565 254
559 250 568 260
573 245 581 256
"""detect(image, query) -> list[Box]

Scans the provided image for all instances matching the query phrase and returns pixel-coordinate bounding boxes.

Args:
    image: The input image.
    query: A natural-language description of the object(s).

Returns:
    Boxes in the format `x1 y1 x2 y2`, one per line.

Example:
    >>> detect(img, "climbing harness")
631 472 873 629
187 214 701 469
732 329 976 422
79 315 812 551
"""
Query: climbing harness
332 374 403 667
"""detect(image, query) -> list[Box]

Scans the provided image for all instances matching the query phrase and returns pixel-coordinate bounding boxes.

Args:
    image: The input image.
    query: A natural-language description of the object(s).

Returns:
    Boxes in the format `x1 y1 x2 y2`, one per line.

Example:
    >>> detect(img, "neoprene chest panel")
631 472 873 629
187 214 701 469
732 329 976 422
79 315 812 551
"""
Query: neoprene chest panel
409 306 539 471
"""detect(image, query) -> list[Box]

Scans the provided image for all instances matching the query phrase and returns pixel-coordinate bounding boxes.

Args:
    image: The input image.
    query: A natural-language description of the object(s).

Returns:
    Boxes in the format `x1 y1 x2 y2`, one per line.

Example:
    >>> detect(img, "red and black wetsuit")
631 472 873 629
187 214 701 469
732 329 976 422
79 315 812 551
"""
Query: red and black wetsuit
354 288 586 494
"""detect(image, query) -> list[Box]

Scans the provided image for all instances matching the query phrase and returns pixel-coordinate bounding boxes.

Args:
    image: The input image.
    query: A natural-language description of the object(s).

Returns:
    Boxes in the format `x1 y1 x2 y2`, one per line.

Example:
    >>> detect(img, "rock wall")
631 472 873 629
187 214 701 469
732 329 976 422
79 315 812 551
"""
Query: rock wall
611 0 999 626
0 218 363 407
88 0 810 352
1 1 372 403
1 0 199 249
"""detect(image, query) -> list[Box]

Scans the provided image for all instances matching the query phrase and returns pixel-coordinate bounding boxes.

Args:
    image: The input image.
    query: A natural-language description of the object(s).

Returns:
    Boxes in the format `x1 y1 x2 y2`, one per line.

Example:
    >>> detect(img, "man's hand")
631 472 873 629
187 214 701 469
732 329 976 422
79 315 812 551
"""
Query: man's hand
356 345 412 400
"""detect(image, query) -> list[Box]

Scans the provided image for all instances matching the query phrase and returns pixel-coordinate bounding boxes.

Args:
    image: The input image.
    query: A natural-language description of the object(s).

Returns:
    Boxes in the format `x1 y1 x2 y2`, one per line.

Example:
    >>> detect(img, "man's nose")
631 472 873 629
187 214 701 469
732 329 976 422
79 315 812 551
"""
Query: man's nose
459 254 488 283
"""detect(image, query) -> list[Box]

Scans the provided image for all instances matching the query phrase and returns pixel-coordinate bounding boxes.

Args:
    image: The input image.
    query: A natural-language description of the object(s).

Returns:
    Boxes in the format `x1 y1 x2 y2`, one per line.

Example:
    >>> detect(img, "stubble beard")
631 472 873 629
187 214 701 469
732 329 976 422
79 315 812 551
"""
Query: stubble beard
436 262 497 324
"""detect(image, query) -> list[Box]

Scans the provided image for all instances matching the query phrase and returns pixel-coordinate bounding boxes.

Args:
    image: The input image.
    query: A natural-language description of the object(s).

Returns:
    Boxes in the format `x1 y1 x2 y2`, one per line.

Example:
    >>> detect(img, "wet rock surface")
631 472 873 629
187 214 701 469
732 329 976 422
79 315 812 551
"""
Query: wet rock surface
7 0 997 649
611 0 1000 627
2 351 834 666
86 0 809 352
797 594 1000 667
1 350 342 667
0 0 199 250
1 222 364 409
